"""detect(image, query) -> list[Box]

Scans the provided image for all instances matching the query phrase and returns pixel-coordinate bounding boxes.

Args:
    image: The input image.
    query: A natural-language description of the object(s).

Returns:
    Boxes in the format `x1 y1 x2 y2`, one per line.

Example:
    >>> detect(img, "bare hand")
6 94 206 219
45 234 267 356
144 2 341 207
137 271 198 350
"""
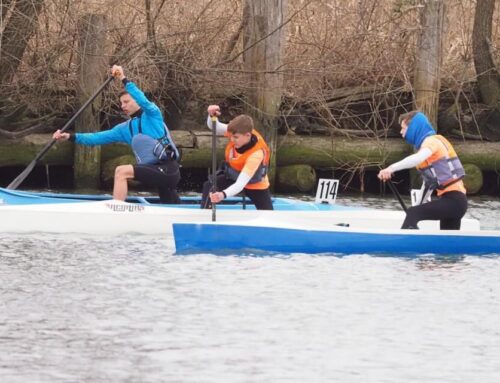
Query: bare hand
378 168 394 181
207 105 221 117
111 65 125 80
209 192 225 204
52 130 70 141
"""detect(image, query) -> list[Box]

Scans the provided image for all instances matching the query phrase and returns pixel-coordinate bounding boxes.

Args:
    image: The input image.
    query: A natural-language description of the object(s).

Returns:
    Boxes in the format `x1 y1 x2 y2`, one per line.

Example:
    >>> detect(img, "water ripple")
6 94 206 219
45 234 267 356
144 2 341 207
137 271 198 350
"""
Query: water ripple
1 197 500 382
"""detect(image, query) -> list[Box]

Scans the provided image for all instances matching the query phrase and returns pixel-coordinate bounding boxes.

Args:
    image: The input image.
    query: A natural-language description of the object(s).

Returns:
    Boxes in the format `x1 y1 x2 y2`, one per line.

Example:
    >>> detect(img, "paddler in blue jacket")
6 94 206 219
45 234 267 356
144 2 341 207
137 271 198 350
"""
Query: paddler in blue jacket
53 65 181 203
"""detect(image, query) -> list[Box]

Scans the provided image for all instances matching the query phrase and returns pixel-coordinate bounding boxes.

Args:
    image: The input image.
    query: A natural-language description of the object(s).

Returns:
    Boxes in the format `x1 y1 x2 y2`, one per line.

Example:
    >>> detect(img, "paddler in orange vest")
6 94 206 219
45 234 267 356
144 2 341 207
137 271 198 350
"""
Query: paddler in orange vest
200 104 273 210
378 111 467 230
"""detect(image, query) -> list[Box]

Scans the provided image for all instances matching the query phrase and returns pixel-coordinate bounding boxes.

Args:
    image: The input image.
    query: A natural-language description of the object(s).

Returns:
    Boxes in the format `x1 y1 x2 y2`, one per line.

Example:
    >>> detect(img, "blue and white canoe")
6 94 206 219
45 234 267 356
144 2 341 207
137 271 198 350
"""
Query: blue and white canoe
0 187 337 210
173 219 500 256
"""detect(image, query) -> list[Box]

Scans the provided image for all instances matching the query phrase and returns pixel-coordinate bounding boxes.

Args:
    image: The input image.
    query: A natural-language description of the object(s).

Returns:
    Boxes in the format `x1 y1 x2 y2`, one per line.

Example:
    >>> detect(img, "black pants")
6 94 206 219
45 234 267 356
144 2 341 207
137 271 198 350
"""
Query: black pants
134 160 181 204
201 174 273 210
402 191 468 230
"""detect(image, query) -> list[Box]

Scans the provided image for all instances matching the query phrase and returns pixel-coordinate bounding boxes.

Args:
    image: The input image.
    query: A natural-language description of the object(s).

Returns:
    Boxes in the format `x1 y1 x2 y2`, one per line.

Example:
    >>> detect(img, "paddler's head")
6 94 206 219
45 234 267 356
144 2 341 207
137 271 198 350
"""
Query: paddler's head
119 91 140 117
227 114 254 149
398 110 435 149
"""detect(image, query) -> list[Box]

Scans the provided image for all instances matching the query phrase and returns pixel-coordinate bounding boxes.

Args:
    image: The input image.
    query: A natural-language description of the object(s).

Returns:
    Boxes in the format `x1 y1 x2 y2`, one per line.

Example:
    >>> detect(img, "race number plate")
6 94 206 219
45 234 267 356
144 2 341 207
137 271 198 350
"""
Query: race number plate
315 178 339 204
411 188 431 206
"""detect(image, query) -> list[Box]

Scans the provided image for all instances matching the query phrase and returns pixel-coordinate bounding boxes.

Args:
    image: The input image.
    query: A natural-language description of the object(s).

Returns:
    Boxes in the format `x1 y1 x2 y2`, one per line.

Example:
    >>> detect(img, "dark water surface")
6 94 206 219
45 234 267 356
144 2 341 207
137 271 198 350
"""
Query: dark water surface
1 196 499 382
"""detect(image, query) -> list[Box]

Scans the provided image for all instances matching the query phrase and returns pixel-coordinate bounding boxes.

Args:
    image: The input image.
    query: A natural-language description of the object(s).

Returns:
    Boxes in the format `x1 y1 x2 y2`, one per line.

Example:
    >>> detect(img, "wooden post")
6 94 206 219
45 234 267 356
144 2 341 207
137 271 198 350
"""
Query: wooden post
472 0 500 108
74 14 107 189
0 0 44 85
413 0 445 128
242 0 288 186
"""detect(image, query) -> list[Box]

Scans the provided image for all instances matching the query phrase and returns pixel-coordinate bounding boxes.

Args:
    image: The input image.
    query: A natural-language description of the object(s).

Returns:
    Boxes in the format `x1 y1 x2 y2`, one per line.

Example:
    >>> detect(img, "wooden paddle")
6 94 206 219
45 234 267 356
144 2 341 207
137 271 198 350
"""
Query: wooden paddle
211 115 217 222
7 75 114 190
387 180 408 212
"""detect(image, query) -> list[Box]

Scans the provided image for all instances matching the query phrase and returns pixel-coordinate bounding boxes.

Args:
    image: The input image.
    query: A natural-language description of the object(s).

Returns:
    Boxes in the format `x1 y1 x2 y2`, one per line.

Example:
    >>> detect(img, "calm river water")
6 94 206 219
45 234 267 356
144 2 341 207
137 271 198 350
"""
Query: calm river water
1 195 500 383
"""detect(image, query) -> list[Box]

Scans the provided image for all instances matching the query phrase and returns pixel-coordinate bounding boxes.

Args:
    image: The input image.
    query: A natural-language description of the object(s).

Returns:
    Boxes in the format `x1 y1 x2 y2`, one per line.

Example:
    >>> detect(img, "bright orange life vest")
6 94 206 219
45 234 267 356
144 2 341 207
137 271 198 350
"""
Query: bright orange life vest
224 130 270 190
416 135 466 196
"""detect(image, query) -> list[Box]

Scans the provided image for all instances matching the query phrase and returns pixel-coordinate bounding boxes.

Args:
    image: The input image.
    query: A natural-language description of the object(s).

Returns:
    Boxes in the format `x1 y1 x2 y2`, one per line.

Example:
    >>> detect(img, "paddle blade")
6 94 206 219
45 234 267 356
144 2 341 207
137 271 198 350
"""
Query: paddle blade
6 161 36 190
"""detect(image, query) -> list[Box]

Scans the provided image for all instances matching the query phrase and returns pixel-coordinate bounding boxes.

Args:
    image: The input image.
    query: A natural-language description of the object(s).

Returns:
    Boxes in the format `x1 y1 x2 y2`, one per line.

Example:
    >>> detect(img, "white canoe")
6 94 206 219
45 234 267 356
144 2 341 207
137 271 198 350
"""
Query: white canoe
0 199 480 235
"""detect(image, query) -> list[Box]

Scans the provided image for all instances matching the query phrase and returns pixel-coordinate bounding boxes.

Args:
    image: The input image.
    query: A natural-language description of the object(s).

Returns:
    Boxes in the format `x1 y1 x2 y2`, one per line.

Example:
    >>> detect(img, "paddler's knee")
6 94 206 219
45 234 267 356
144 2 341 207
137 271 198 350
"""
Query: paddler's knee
114 164 134 180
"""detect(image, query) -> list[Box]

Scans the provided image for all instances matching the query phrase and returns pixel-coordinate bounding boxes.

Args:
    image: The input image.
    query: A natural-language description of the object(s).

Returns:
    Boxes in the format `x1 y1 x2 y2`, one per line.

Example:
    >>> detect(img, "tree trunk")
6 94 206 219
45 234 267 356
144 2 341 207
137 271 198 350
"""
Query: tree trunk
145 0 158 53
1 0 14 23
413 0 445 128
242 0 288 186
472 0 500 109
74 14 107 189
0 0 44 84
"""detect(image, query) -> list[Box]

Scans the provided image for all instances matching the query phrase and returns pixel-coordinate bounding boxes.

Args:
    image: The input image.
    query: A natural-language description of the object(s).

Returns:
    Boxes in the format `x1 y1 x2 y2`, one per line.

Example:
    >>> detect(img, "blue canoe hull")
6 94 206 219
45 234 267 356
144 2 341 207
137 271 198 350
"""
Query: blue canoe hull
173 223 500 256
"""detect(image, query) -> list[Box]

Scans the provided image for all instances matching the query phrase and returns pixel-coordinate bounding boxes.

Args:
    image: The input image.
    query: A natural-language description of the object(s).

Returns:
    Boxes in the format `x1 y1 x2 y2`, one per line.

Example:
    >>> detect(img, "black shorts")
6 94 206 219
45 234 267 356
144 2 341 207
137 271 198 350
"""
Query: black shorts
402 191 468 230
200 174 273 210
133 161 181 204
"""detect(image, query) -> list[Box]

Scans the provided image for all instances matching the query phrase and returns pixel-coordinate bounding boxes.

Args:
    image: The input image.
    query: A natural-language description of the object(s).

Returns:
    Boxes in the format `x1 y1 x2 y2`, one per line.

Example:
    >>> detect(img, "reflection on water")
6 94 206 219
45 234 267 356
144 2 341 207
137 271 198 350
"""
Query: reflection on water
1 195 500 383
414 255 467 270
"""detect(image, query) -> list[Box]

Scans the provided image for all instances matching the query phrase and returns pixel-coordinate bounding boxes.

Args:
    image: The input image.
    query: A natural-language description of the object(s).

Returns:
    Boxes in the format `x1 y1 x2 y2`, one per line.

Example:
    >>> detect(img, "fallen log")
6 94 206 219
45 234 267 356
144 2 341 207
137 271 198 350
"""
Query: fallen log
275 164 317 193
462 163 483 194
2 132 500 172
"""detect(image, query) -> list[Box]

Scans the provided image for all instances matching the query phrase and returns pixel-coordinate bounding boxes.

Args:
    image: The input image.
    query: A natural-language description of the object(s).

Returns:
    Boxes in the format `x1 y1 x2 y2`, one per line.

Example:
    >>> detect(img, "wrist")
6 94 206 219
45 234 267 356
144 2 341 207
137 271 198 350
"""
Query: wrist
221 191 227 199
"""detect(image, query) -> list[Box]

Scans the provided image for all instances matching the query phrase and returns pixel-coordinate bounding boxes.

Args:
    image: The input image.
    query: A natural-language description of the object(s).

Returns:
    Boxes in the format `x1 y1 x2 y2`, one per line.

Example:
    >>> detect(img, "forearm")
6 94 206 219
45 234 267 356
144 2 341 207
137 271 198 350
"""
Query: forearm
206 116 228 135
74 126 125 146
388 148 432 172
223 173 251 197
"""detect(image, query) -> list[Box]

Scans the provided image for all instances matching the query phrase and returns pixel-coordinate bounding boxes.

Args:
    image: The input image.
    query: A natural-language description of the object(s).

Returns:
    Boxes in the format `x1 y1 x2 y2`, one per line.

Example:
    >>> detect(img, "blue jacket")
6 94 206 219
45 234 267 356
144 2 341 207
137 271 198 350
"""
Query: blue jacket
75 80 177 156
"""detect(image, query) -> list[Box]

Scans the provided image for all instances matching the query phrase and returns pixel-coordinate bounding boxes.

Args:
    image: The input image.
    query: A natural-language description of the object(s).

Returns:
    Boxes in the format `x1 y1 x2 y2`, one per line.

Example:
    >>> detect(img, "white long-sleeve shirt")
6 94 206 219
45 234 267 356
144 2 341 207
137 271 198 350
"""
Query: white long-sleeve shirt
388 148 433 172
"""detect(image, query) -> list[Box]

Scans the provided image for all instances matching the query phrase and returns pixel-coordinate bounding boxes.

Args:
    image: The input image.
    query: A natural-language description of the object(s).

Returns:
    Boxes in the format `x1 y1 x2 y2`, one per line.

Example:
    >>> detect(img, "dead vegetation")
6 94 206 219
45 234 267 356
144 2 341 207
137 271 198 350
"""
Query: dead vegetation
0 0 499 139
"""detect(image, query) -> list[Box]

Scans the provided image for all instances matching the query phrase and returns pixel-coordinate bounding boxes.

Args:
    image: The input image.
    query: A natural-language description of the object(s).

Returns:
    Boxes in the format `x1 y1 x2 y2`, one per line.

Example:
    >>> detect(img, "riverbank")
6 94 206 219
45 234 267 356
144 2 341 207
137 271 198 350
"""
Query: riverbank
1 133 499 195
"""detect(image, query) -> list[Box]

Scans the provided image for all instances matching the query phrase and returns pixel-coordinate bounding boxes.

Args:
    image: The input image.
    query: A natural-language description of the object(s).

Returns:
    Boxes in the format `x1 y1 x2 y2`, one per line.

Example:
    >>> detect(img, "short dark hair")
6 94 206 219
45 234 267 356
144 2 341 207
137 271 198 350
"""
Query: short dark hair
398 110 419 125
118 90 129 98
227 114 254 134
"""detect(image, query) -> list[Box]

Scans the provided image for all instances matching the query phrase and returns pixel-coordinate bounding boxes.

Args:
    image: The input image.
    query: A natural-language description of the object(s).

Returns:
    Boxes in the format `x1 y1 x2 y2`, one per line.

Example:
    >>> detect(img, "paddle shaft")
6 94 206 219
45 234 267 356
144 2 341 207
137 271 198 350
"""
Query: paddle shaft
7 76 114 190
211 115 217 222
387 180 408 212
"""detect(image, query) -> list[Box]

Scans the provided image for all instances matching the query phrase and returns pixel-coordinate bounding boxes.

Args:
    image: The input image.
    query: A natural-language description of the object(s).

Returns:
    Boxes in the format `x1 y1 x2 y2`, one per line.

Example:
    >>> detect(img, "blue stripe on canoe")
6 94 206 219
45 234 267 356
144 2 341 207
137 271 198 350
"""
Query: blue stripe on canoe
172 223 500 256
0 187 359 211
